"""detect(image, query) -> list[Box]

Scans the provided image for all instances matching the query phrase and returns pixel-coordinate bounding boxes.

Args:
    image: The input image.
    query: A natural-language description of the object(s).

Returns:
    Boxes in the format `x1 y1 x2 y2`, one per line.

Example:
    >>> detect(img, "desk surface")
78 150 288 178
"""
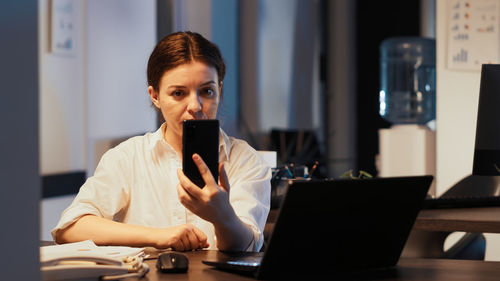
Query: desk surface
268 207 500 234
124 250 500 281
414 207 500 233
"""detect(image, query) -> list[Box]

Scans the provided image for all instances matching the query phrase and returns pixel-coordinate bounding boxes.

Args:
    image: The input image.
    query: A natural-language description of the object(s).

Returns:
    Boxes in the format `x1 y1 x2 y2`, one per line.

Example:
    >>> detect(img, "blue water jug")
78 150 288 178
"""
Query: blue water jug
379 37 436 125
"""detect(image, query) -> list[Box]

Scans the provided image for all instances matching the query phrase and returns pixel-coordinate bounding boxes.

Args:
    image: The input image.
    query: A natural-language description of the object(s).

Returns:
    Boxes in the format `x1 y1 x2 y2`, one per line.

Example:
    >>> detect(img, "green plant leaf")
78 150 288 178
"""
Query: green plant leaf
339 169 373 179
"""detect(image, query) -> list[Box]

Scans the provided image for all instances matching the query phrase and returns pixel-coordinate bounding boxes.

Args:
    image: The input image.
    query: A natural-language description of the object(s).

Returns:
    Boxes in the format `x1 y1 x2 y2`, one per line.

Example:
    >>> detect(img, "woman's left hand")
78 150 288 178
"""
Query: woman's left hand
176 153 235 223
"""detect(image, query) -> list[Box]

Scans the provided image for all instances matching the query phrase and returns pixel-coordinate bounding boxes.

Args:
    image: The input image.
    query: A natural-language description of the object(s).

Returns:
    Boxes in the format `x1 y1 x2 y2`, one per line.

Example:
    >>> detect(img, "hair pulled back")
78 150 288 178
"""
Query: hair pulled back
147 31 226 95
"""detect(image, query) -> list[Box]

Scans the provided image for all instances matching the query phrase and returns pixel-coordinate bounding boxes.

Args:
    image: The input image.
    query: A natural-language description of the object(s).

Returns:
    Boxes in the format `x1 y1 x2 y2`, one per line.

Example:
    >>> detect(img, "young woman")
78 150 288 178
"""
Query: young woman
53 32 271 252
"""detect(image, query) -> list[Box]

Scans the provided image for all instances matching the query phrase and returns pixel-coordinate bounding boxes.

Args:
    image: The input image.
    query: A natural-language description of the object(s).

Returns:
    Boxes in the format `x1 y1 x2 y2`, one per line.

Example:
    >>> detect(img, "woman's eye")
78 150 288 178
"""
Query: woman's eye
171 91 184 97
201 88 215 97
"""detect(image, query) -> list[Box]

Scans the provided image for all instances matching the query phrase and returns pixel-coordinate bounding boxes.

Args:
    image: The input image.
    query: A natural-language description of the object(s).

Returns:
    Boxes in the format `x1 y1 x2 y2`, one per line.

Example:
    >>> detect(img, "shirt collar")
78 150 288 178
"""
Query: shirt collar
147 123 167 151
219 128 231 160
147 122 231 158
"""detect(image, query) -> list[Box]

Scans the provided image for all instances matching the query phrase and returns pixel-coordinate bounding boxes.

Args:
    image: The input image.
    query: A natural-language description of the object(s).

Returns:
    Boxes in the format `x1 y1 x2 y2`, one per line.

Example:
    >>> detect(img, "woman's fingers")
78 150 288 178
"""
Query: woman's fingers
169 224 207 251
185 226 203 249
171 238 186 252
218 163 230 193
180 233 192 251
193 226 209 248
176 156 232 226
177 169 203 198
192 154 217 188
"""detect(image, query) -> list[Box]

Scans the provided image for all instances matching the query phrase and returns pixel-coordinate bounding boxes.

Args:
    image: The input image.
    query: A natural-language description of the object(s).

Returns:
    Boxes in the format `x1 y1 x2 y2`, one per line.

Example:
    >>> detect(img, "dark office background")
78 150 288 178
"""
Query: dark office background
355 0 421 176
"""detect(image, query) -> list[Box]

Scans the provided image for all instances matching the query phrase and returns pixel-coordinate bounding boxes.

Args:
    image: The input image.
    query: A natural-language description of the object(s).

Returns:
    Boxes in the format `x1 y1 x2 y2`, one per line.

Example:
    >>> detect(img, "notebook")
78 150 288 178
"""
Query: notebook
202 175 433 279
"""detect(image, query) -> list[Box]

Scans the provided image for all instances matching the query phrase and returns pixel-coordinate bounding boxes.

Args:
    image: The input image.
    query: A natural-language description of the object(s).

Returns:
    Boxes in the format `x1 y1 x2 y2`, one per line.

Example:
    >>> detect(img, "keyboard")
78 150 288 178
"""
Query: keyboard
423 195 500 209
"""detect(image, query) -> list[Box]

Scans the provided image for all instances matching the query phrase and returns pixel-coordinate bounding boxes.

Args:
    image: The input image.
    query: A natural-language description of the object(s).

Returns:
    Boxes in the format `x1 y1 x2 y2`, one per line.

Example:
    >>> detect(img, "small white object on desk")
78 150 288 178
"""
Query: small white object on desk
258 151 277 168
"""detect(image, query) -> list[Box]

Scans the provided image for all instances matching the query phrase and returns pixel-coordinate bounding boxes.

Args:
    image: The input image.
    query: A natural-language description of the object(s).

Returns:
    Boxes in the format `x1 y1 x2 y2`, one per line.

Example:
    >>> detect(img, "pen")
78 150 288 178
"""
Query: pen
307 161 319 178
284 165 294 178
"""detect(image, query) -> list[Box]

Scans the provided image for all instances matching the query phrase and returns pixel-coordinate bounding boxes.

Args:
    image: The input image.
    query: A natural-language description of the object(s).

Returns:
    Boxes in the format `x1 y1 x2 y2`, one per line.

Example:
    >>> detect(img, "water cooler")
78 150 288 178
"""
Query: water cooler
377 37 436 195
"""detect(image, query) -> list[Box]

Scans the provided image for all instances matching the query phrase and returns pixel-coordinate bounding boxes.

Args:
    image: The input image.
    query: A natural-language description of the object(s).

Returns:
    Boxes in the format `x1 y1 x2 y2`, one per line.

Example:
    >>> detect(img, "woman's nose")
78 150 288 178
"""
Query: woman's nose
187 93 202 114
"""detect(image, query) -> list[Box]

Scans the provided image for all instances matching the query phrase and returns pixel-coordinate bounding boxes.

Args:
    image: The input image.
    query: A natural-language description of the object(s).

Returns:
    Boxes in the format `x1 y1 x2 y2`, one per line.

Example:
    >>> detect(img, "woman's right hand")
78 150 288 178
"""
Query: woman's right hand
153 223 209 251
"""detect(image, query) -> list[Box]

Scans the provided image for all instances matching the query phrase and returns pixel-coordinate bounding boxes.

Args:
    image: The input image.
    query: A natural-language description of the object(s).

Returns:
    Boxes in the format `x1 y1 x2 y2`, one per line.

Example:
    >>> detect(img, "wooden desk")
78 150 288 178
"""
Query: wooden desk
267 207 500 257
268 207 500 234
124 250 500 280
414 207 500 233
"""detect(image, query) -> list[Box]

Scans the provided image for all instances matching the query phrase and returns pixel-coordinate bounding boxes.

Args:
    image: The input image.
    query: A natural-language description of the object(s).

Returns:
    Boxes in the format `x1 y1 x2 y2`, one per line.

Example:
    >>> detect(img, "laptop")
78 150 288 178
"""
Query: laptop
202 175 433 279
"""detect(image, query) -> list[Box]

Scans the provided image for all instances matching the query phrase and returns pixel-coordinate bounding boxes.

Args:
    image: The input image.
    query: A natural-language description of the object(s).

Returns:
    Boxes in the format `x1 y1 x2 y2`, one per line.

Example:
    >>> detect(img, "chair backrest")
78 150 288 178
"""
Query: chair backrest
269 129 326 178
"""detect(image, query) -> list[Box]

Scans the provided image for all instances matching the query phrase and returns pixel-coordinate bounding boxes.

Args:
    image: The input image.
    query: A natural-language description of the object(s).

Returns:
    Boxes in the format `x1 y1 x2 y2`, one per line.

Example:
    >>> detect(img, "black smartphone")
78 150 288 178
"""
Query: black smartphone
182 120 219 188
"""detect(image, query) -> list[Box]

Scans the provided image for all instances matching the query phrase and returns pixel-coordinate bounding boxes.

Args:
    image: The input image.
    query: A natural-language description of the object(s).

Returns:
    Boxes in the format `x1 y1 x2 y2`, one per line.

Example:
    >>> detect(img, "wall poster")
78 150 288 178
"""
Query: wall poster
447 0 500 71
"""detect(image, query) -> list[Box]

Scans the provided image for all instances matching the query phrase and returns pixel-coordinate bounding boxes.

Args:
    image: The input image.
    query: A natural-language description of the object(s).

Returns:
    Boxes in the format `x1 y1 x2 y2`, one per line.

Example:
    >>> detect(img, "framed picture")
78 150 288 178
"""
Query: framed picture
50 0 75 56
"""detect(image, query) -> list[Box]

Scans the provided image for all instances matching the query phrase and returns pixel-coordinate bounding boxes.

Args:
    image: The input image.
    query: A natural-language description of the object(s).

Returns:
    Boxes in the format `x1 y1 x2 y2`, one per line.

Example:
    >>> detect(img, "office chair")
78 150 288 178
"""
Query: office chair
268 129 327 179
403 175 488 260
403 230 485 260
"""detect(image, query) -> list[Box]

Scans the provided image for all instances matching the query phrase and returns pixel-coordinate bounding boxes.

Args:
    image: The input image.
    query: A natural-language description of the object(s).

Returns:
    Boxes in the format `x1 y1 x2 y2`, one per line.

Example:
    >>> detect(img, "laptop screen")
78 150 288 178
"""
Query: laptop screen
203 176 433 279
257 176 432 277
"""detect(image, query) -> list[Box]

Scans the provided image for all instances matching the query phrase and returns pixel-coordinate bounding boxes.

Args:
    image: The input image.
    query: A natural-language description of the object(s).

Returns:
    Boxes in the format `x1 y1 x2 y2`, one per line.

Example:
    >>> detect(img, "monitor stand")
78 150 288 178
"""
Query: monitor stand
441 175 500 198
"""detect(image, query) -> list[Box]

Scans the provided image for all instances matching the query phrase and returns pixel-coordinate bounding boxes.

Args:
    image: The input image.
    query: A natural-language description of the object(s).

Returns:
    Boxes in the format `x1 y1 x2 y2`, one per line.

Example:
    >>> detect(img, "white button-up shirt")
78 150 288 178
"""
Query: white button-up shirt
52 125 271 251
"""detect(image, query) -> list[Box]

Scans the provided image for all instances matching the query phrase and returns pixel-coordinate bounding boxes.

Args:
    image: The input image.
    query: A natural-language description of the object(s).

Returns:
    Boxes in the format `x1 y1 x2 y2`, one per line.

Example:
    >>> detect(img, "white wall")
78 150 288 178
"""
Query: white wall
39 0 156 175
39 0 157 177
40 195 76 241
436 0 500 261
39 0 86 175
238 0 324 151
39 0 157 240
173 0 212 39
436 1 480 195
257 0 322 133
258 0 297 131
85 0 157 174
212 0 240 137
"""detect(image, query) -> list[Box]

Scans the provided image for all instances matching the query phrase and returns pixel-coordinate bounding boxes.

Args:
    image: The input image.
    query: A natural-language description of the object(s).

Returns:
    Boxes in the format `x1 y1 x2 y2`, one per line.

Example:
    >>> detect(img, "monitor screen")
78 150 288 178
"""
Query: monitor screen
473 64 500 175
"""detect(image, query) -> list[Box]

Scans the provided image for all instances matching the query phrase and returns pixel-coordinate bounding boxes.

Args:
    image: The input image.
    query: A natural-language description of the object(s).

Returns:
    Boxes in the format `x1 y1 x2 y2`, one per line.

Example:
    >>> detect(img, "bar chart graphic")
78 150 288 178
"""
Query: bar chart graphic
447 0 500 71
452 48 469 62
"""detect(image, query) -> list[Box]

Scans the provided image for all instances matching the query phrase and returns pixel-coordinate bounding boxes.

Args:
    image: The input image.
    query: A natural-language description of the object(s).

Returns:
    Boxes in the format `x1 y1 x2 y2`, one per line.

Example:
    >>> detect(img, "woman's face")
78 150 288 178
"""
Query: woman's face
149 61 221 139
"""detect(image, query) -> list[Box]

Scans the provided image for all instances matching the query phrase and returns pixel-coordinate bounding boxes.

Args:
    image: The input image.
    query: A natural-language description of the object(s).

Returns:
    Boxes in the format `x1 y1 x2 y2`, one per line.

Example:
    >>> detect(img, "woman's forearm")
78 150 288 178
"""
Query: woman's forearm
55 215 209 251
213 210 255 251
55 215 158 247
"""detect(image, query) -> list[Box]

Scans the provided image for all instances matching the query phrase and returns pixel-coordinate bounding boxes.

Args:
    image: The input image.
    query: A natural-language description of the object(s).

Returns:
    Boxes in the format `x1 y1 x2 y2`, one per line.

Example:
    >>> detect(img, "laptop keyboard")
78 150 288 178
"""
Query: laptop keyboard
227 259 261 267
202 252 263 271
222 251 263 266
423 195 500 209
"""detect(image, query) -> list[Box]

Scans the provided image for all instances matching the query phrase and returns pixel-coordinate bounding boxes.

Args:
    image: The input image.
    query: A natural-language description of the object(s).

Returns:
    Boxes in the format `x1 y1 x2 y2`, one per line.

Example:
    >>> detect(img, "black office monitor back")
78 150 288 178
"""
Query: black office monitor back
473 64 500 175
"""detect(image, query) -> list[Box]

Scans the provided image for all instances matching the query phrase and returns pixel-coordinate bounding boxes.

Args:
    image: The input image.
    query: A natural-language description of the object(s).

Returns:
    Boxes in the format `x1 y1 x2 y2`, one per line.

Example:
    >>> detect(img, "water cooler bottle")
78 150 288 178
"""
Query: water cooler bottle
377 37 436 195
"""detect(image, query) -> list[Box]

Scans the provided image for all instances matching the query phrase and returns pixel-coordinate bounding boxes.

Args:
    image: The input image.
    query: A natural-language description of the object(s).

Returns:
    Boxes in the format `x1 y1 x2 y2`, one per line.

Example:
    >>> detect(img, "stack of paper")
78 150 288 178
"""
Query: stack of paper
41 240 146 280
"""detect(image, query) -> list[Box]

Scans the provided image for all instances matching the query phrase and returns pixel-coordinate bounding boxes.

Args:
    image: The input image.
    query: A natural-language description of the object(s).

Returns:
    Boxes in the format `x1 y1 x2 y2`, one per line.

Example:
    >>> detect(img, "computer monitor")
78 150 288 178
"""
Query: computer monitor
438 64 500 199
473 64 500 175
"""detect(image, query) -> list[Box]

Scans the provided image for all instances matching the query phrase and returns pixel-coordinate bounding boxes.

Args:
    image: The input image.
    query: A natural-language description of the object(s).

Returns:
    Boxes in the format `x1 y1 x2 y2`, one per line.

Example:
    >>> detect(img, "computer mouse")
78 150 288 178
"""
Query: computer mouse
156 252 189 273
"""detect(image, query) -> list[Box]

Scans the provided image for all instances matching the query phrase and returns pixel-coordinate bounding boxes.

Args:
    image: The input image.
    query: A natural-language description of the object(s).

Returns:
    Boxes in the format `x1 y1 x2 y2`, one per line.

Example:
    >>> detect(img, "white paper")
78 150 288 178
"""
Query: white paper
40 240 144 263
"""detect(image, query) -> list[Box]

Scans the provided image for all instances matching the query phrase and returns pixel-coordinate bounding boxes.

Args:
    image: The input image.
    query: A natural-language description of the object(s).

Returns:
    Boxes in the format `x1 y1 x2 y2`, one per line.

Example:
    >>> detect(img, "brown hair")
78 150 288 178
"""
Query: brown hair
147 31 226 96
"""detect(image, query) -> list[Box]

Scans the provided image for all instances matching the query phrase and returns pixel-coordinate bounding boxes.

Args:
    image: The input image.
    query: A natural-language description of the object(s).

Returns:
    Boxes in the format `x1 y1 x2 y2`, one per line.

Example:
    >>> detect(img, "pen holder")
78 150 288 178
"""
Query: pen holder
271 175 311 209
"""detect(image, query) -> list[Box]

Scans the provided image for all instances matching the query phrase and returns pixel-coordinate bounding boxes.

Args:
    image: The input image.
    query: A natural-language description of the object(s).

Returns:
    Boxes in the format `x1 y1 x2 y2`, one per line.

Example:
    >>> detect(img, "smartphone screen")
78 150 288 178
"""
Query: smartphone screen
182 120 219 188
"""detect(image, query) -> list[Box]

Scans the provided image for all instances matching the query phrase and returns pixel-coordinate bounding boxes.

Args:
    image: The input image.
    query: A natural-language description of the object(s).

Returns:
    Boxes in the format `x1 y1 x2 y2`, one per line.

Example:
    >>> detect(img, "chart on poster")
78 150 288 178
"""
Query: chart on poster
447 0 500 71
